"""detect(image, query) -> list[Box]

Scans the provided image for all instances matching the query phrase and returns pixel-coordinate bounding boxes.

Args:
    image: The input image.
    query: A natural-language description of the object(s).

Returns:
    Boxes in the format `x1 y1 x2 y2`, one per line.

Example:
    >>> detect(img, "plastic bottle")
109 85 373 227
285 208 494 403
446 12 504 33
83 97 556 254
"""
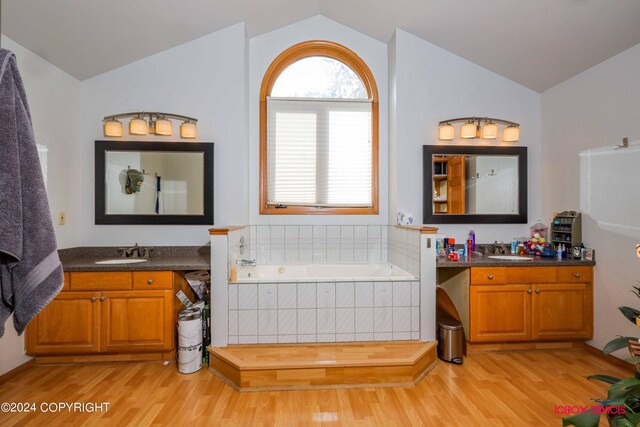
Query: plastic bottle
469 230 476 252
447 238 456 254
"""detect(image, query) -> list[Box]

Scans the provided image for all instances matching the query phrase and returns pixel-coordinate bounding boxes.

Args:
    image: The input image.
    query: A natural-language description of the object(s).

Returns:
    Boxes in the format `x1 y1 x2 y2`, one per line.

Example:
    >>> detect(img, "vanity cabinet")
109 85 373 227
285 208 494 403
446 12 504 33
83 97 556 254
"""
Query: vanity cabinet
26 271 174 356
469 266 592 342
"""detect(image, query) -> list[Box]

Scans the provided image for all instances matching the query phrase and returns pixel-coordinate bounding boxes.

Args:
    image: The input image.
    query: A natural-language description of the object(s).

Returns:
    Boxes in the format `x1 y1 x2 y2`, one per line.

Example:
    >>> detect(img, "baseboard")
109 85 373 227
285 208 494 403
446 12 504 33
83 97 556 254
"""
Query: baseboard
33 351 175 365
0 359 35 384
467 341 584 353
583 343 635 373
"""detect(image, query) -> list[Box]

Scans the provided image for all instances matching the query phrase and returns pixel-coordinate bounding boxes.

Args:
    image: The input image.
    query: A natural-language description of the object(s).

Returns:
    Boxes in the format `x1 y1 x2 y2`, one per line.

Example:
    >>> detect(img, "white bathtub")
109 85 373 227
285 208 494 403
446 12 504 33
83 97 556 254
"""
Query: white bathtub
234 263 416 283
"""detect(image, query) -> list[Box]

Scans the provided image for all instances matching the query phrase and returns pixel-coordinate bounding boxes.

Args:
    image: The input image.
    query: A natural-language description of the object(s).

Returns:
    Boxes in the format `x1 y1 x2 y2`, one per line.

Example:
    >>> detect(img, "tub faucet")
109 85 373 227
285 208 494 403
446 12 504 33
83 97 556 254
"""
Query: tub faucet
237 259 256 267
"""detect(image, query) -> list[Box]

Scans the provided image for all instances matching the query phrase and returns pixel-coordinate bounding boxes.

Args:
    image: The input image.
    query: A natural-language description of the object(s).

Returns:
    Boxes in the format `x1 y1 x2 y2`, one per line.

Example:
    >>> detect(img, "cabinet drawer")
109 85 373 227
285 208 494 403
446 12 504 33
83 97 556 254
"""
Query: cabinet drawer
558 266 592 283
471 267 507 285
70 272 132 291
506 267 557 284
133 271 173 290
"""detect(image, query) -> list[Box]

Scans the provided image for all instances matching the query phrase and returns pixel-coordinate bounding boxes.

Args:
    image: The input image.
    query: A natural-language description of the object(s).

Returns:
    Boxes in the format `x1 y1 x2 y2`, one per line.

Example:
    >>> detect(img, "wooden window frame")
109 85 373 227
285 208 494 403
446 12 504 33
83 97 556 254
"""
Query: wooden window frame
259 40 379 215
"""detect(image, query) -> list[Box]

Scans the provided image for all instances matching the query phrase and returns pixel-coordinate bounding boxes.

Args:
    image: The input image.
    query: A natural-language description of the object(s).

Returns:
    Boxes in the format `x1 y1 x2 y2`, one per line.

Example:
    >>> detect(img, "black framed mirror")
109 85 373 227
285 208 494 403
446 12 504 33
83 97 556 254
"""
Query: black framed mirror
95 140 214 225
423 145 527 224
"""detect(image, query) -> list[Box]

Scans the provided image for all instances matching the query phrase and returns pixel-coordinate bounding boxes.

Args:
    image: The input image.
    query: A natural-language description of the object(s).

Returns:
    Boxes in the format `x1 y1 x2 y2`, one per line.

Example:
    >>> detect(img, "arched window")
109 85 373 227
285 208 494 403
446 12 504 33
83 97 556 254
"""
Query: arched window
260 40 379 215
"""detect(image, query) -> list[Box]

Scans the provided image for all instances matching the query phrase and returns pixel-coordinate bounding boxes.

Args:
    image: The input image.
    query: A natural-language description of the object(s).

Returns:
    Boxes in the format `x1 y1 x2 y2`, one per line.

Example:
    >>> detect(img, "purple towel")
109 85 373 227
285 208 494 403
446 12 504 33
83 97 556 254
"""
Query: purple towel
0 49 63 337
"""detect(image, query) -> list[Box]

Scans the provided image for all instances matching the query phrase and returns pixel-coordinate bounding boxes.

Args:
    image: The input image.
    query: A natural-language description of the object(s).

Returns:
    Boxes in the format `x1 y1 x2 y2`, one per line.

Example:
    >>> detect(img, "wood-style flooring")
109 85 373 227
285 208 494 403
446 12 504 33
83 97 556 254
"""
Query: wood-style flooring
209 341 436 390
0 348 627 426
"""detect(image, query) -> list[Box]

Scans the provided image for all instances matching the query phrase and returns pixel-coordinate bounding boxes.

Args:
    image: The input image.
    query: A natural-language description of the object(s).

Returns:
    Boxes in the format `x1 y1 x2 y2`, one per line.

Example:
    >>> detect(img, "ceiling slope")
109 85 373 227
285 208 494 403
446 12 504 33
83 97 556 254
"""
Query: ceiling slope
3 0 640 91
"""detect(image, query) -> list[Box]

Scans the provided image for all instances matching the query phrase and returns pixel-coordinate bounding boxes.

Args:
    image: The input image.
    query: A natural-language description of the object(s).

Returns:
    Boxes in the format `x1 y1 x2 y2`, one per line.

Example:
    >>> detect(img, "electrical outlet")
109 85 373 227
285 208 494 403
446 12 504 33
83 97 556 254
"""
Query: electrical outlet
58 211 66 225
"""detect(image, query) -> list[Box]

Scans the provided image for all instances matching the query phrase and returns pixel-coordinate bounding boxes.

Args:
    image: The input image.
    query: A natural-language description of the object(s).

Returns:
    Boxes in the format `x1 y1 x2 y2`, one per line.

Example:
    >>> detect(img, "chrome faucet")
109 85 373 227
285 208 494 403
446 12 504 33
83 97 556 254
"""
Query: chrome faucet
494 242 509 255
118 243 152 259
237 259 256 267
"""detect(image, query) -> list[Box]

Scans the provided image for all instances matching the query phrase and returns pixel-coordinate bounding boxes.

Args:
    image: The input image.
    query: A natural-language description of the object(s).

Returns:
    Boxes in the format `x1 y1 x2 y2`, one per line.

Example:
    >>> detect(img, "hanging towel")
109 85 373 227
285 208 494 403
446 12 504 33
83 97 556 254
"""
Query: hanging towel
0 49 63 337
155 175 163 214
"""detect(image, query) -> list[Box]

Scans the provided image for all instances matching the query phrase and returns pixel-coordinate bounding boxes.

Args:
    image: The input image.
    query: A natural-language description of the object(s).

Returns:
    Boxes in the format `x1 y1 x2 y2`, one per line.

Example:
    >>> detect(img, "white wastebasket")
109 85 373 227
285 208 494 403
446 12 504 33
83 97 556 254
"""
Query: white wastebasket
177 308 202 374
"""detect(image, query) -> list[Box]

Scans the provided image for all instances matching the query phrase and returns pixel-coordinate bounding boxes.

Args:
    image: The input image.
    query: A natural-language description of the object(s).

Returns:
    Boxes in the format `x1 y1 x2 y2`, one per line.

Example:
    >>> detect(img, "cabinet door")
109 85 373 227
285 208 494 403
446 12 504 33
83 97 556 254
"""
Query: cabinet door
26 291 101 354
470 285 531 342
101 290 173 352
531 284 592 340
447 156 466 214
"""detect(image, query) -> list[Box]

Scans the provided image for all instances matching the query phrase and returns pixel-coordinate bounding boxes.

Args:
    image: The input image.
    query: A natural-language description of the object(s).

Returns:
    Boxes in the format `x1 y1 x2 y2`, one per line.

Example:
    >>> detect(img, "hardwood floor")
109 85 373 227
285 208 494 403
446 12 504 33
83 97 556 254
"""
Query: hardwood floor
0 348 627 426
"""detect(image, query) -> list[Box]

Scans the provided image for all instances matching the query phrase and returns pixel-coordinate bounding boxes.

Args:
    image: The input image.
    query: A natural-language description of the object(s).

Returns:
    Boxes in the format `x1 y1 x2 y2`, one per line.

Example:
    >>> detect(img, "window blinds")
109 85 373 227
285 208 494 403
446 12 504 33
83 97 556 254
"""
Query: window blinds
266 97 372 208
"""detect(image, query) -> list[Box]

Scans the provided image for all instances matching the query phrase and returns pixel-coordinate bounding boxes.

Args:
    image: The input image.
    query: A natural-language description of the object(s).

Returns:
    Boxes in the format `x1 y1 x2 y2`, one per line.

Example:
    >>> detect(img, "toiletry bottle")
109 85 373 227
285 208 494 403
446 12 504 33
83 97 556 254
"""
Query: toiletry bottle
511 240 517 254
469 230 476 252
463 242 468 258
557 245 563 260
447 238 455 255
466 237 473 257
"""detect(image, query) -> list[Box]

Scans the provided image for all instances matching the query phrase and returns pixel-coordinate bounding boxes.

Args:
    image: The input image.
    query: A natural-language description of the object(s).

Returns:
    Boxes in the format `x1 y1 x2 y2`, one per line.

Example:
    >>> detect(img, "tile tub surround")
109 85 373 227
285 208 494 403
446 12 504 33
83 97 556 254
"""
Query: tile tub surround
229 225 388 265
228 280 421 345
227 225 422 273
211 225 437 347
388 226 421 277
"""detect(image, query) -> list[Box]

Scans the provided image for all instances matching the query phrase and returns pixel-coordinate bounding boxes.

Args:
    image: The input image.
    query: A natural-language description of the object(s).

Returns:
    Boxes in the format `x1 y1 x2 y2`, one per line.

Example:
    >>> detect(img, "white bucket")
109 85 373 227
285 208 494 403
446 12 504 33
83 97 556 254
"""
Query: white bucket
177 308 202 374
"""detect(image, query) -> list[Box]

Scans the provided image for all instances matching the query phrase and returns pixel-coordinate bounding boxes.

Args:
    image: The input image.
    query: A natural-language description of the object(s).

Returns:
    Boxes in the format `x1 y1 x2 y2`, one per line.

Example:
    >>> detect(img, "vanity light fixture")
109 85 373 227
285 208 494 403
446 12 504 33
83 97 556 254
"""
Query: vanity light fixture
438 122 455 140
460 121 478 139
481 121 498 139
102 112 198 139
438 117 520 142
502 125 520 142
103 118 123 137
129 115 148 135
154 116 173 136
180 120 197 139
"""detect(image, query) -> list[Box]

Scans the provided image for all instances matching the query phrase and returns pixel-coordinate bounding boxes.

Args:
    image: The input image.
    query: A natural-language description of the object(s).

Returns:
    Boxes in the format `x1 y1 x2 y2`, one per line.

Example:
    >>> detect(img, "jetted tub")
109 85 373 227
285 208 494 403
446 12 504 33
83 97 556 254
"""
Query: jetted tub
235 263 416 283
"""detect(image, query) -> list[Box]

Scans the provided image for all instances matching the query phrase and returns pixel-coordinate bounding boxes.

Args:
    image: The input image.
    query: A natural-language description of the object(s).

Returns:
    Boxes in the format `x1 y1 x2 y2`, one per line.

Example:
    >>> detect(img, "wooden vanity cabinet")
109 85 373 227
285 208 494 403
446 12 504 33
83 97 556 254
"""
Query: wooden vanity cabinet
101 290 173 353
470 284 531 342
469 266 593 343
26 271 174 356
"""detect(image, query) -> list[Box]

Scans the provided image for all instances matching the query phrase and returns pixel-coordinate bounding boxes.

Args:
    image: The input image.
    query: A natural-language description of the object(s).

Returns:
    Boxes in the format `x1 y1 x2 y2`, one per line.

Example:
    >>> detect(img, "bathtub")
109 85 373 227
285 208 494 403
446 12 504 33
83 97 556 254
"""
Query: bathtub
235 263 416 283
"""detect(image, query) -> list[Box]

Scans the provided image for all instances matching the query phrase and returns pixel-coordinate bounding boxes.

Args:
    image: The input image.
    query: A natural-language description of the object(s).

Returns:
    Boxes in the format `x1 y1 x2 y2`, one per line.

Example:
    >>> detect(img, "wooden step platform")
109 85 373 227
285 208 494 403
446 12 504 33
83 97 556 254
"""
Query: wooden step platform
208 341 437 391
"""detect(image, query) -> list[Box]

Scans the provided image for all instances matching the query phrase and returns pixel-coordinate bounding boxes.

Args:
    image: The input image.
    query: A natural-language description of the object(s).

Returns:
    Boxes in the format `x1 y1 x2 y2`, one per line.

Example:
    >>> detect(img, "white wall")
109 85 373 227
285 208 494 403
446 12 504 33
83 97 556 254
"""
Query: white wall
248 16 389 225
390 29 542 244
542 42 640 356
79 23 248 246
0 36 81 375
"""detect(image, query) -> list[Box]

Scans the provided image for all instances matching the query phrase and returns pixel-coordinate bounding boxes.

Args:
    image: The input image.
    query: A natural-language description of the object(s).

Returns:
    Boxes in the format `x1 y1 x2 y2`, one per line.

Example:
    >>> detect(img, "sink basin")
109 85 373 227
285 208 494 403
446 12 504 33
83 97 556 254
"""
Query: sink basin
488 255 533 261
94 259 149 265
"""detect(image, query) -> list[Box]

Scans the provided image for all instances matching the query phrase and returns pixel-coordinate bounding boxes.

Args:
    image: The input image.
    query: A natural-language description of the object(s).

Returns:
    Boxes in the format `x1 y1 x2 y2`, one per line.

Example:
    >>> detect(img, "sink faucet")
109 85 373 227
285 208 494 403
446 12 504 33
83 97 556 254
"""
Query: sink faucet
119 243 152 259
494 242 509 255
237 259 256 267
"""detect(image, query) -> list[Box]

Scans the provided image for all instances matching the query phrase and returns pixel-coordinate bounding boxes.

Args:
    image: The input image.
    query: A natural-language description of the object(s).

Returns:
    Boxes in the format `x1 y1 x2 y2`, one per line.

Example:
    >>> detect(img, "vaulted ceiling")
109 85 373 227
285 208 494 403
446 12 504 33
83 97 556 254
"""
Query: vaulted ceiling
3 0 640 92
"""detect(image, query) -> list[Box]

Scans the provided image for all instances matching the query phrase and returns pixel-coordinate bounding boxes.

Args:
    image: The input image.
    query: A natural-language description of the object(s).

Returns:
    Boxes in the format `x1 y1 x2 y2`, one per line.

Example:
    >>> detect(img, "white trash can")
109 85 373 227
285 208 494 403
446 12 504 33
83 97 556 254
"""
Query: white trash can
177 308 202 374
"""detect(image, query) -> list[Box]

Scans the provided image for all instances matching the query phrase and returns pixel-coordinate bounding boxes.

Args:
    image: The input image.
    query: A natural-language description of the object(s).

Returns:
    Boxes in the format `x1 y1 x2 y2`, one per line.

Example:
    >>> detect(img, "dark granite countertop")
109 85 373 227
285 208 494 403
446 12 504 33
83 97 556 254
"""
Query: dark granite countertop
59 246 211 272
436 254 595 268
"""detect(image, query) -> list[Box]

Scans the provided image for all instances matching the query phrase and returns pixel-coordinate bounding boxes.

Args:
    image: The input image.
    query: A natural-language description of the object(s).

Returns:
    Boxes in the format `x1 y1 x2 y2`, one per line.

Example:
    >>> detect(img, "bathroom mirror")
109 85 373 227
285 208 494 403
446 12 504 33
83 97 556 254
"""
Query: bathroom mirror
423 145 527 224
95 141 213 224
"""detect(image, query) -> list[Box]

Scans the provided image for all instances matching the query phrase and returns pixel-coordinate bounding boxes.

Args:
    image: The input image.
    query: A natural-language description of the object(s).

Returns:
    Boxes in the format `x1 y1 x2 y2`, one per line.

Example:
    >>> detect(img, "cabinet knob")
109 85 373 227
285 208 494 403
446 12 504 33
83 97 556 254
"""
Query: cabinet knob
91 296 97 302
574 273 581 278
147 279 154 285
100 296 106 301
487 275 494 280
527 289 532 294
535 289 541 294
